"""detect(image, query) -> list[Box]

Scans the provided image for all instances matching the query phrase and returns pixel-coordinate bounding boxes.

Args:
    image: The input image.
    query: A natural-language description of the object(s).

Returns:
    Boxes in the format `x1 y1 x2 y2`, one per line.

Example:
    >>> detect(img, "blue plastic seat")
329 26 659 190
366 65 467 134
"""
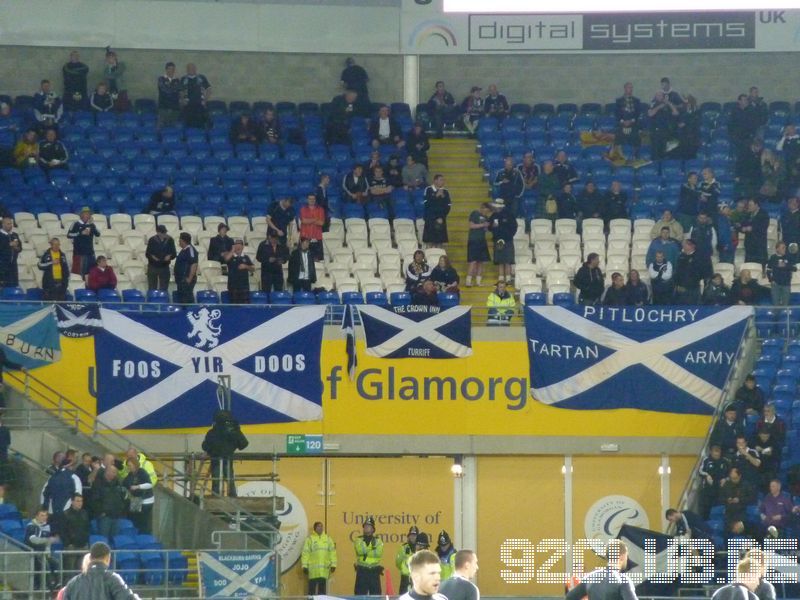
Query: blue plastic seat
525 292 547 306
74 289 97 302
195 289 219 304
250 291 270 304
112 534 138 550
437 292 460 308
316 290 339 305
389 292 411 306
270 290 292 305
552 292 574 306
146 290 169 303
341 291 364 305
293 291 316 305
1 287 25 300
366 291 388 306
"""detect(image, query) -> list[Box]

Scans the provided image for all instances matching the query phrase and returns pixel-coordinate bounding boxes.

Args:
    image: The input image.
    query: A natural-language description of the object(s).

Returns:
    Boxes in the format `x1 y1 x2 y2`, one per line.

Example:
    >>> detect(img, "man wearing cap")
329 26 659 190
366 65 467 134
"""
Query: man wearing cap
415 532 431 552
435 530 457 581
0 215 22 288
301 521 337 595
256 232 289 293
399 549 447 600
711 404 744 458
145 225 177 292
67 207 100 277
396 526 419 594
208 223 234 264
174 232 198 304
439 550 479 600
354 516 384 595
223 239 255 304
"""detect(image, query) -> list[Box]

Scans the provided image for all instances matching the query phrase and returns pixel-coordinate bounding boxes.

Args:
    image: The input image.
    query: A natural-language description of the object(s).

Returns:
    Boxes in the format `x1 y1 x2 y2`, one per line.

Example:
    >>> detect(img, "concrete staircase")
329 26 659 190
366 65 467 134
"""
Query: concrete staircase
427 139 500 320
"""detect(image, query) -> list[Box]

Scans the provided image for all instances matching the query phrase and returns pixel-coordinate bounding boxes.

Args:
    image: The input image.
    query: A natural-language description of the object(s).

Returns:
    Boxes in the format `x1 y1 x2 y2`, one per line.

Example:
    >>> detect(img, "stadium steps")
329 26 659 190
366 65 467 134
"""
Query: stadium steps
428 138 504 322
184 552 198 587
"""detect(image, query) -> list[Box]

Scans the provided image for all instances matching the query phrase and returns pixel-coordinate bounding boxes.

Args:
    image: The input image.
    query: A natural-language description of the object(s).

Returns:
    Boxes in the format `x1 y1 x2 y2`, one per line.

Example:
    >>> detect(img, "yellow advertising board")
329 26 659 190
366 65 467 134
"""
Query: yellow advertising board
14 337 713 438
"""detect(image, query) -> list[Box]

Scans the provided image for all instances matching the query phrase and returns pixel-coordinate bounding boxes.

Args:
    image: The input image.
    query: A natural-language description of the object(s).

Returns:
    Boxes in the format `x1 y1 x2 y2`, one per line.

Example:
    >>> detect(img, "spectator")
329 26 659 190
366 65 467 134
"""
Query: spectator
672 94 701 160
717 205 736 264
327 90 368 144
258 108 281 145
122 457 154 535
734 374 765 417
712 404 745 457
746 86 769 132
575 253 604 305
256 232 288 293
314 173 331 224
202 409 248 497
412 279 439 306
659 77 685 108
688 212 718 261
729 93 758 157
676 171 701 231
33 80 63 130
466 203 491 287
207 223 233 263
343 164 369 208
602 180 628 225
46 452 65 477
230 114 258 145
602 272 627 306
62 51 89 111
370 105 404 149
576 181 602 224
423 174 451 249
648 90 678 160
766 240 796 305
25 507 57 590
61 540 140 599
368 165 394 219
759 479 798 534
461 86 484 136
778 124 800 189
721 467 756 526
180 63 211 129
406 122 430 166
103 49 125 96
38 237 69 301
38 128 69 173
487 280 515 325
145 225 176 292
650 209 684 241
222 239 254 304
42 457 82 533
489 198 517 284
780 196 800 248
552 150 579 186
537 161 560 219
67 207 100 277
402 155 428 191
13 129 38 168
732 435 762 488
364 149 384 179
625 270 649 306
146 185 177 216
89 83 113 113
428 81 456 139
483 84 509 119
556 182 577 220
61 493 89 576
615 82 642 147
288 238 317 293
493 156 524 217
0 215 21 288
756 403 786 455
647 226 681 269
266 196 295 247
385 154 403 189
299 193 325 262
648 251 674 305
174 232 198 304
735 139 764 198
753 432 780 488
157 61 182 129
698 168 721 215
430 255 459 293
674 239 711 304
665 507 710 539
86 256 117 293
405 250 431 292
759 149 783 201
731 269 766 306
518 151 539 193
698 445 730 519
75 453 93 489
702 273 731 305
340 58 369 101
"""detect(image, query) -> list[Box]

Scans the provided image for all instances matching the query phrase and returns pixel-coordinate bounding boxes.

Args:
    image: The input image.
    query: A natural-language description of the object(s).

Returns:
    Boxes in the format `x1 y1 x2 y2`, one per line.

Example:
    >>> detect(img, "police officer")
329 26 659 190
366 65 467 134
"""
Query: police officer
435 530 457 581
301 521 337 595
396 525 419 594
354 516 383 595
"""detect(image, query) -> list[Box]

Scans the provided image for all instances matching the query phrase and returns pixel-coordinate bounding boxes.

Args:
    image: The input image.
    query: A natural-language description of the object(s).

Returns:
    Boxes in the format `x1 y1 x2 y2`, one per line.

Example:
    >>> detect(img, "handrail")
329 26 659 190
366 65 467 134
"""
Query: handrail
4 369 280 544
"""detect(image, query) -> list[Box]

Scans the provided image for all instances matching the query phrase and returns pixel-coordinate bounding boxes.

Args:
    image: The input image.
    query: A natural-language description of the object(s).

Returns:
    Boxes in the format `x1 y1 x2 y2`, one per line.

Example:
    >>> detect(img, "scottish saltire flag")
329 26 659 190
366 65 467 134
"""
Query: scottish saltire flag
56 303 102 338
357 305 472 359
525 305 751 414
94 306 325 429
342 304 357 380
0 304 60 368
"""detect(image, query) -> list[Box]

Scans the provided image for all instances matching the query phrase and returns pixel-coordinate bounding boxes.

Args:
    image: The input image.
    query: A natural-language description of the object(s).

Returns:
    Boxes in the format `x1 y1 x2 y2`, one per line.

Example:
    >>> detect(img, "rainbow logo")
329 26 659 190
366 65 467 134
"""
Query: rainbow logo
408 20 458 48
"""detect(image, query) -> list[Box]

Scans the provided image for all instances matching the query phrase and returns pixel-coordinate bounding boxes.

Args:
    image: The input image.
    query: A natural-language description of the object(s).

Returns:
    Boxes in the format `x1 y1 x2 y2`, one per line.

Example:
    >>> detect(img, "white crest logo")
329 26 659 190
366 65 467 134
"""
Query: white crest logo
584 495 649 541
187 307 222 349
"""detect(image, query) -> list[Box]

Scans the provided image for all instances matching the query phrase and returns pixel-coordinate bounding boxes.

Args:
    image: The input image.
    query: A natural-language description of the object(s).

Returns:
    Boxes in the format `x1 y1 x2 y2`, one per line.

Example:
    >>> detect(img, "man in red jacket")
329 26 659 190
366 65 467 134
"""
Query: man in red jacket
86 255 118 292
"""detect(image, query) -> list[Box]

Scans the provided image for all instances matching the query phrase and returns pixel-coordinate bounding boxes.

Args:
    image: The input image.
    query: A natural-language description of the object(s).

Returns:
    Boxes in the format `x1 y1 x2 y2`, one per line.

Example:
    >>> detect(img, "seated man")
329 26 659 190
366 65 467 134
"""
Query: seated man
759 479 800 535
343 165 369 207
721 467 756 527
369 105 404 149
461 86 484 135
734 374 765 418
86 255 118 292
368 166 394 218
33 80 63 131
486 280 515 325
412 280 439 306
484 84 509 119
37 129 69 173
89 82 114 113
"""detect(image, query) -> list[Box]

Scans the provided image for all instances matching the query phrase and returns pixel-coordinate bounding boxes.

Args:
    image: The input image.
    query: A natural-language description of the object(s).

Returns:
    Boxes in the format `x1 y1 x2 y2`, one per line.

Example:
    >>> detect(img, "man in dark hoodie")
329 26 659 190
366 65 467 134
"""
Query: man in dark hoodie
202 410 249 497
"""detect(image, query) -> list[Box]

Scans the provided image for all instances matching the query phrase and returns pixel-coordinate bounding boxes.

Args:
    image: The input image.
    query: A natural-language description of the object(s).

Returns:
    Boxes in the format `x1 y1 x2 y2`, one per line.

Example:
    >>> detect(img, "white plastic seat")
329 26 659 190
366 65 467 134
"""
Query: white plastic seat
368 218 391 241
632 219 655 238
360 278 384 294
425 248 446 266
385 281 406 296
38 212 60 228
559 252 582 276
558 234 581 254
27 232 49 255
397 238 419 258
546 283 571 304
122 231 146 253
204 216 226 232
335 278 359 294
515 240 533 263
607 238 629 253
535 249 559 275
121 260 145 280
581 218 604 237
14 212 36 227
133 213 156 231
110 248 133 266
514 219 528 241
738 261 764 276
531 219 553 239
555 218 577 240
109 214 133 235
393 218 416 239
345 218 368 242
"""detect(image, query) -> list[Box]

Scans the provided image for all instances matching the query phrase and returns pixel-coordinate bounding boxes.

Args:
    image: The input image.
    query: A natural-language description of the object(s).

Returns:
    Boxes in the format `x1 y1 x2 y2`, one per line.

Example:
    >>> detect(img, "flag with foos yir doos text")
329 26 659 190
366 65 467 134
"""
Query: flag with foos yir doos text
524 305 751 414
0 304 60 369
356 304 472 359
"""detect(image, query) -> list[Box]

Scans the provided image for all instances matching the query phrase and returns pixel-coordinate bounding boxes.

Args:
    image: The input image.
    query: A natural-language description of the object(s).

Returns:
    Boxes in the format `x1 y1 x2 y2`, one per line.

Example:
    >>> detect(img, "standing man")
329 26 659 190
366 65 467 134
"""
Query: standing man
435 531 457 581
62 51 89 111
493 157 524 217
565 539 637 600
301 521 337 595
340 58 369 102
208 223 233 264
288 239 317 293
256 232 288 293
396 526 419 594
41 457 81 533
266 197 296 247
223 239 255 304
60 493 90 577
399 550 446 600
180 63 211 129
766 241 795 306
174 232 198 304
674 239 711 304
157 62 182 129
38 237 69 301
741 198 769 266
615 82 642 148
145 225 176 292
710 557 759 600
0 215 22 288
201 409 249 497
439 550 480 600
354 516 384 595
61 541 140 599
423 174 451 249
67 207 100 277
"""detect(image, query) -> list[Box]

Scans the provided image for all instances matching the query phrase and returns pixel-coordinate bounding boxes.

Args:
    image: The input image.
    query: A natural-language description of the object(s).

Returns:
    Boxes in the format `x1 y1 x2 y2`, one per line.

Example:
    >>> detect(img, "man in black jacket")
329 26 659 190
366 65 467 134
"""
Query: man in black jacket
574 253 604 305
0 215 22 288
62 541 140 599
741 198 769 265
674 240 711 304
145 225 176 292
256 232 289 293
61 493 90 576
207 223 233 263
565 539 637 600
493 157 524 217
288 239 317 292
202 410 248 497
67 207 100 277
92 465 126 539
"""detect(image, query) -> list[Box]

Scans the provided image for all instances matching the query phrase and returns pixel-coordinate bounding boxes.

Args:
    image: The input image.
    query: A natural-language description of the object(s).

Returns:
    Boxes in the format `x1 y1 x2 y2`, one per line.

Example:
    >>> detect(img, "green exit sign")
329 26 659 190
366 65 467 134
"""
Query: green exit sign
286 434 323 455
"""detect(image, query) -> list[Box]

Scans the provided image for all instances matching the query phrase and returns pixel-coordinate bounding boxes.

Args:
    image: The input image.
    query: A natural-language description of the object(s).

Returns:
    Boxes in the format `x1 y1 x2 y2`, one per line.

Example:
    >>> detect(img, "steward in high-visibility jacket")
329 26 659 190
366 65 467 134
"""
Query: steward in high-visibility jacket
395 525 419 594
354 516 384 595
301 521 337 595
487 281 516 324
